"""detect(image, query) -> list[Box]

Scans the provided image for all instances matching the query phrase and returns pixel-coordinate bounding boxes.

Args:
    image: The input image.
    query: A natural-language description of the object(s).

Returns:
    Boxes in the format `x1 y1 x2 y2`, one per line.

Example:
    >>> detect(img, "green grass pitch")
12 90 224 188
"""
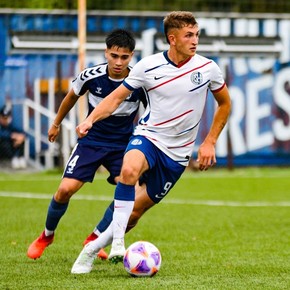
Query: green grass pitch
0 167 289 289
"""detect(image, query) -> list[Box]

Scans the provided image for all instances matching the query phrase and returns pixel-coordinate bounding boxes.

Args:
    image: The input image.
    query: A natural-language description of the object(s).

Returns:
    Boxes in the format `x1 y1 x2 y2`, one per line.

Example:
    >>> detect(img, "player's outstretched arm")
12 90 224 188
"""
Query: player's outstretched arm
197 85 231 171
48 89 79 143
76 84 132 138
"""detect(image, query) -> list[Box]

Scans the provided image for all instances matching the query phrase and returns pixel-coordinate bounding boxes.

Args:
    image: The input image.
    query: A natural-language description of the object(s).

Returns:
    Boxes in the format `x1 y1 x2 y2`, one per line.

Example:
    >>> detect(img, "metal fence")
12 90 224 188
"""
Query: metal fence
0 8 290 169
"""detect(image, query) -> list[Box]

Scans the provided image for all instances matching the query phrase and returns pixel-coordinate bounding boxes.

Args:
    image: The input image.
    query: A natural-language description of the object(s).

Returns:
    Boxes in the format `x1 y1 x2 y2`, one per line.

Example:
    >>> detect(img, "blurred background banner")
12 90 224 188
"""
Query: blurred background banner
0 0 289 169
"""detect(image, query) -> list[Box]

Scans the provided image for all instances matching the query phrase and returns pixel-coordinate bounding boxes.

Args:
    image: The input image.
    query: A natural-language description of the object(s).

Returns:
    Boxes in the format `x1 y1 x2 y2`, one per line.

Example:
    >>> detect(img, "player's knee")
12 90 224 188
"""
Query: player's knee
120 165 140 184
54 184 74 202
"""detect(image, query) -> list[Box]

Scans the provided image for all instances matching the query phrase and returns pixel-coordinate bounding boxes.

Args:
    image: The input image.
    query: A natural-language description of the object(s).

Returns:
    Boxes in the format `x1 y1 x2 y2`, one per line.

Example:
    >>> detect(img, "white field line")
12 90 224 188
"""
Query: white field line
0 170 290 182
0 191 289 207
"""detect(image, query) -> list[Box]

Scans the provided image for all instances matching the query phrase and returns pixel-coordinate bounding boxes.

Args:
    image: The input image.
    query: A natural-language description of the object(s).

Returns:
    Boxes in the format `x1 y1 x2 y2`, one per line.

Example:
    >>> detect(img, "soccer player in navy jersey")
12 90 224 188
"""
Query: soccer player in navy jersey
27 29 147 260
71 11 231 274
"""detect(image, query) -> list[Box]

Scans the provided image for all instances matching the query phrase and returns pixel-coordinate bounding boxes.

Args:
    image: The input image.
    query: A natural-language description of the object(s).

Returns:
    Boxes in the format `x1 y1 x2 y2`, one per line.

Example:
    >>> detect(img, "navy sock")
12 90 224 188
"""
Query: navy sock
115 182 135 201
45 198 69 231
96 201 114 233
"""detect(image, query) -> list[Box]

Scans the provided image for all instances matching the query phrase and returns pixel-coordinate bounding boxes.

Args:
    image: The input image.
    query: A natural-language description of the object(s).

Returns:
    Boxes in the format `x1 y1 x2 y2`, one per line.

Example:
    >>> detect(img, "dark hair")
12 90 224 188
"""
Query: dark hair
105 29 136 52
163 11 198 44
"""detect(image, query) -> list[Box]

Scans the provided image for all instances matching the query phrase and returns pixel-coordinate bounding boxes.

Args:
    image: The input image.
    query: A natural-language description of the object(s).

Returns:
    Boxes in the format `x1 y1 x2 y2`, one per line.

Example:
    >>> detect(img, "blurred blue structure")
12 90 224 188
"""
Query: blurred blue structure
0 10 289 167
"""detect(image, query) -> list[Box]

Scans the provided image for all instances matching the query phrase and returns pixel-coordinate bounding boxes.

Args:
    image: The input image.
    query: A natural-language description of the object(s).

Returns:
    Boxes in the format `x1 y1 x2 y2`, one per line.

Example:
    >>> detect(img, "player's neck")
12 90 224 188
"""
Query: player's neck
107 67 130 80
167 49 192 67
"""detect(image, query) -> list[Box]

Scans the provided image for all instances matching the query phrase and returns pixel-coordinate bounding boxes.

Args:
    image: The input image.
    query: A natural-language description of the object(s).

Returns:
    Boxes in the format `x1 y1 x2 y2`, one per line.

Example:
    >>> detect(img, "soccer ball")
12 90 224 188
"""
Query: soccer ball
123 241 162 277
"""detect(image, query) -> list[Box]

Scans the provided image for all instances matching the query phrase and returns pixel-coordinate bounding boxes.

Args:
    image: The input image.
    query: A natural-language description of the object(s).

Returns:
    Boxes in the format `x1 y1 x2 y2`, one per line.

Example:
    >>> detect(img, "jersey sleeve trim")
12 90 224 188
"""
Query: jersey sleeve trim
123 80 135 91
211 82 226 93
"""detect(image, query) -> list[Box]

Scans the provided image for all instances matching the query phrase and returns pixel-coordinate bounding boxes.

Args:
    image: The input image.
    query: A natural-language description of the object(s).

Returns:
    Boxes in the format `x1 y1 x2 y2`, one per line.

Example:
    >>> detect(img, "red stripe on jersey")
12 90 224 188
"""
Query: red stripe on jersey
147 61 212 92
154 110 193 126
145 136 158 142
167 140 195 149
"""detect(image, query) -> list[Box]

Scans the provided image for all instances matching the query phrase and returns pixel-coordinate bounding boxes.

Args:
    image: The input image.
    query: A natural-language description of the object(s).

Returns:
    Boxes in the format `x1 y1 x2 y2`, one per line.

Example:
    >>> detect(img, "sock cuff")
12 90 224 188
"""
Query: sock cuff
51 197 69 209
115 182 135 201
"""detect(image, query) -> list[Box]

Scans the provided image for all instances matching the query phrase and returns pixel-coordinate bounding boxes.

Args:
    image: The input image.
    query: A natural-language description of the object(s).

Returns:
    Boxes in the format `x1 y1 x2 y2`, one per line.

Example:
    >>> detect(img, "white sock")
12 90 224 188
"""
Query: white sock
44 229 54 237
93 229 101 236
86 223 113 254
112 199 134 240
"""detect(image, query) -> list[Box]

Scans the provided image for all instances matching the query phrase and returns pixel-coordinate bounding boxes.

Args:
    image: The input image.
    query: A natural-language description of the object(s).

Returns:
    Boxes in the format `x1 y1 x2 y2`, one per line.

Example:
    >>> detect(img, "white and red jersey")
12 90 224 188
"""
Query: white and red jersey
123 51 225 166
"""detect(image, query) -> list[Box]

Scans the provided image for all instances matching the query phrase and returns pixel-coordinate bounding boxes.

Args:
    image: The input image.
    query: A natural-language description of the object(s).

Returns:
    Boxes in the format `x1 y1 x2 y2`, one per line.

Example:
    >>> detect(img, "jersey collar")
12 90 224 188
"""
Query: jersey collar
163 50 192 68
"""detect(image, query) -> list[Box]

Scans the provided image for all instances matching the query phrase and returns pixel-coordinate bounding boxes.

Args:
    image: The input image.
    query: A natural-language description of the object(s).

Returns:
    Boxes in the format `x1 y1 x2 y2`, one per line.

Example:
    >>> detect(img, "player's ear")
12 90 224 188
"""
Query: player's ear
167 34 175 45
104 48 108 59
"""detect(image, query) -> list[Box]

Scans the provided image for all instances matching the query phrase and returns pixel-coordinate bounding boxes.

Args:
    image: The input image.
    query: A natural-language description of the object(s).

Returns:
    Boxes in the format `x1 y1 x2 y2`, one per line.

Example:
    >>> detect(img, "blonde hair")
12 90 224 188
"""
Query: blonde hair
163 11 198 44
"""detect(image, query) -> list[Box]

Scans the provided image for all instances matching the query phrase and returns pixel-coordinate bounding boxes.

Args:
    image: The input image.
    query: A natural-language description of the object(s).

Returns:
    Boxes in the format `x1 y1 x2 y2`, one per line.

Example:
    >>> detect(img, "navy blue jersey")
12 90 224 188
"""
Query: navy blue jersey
72 63 147 149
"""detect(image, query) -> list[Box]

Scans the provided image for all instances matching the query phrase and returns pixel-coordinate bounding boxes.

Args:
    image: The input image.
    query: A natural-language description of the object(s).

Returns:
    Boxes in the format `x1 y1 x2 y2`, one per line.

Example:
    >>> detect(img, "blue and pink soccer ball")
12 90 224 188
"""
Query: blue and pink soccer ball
123 241 162 277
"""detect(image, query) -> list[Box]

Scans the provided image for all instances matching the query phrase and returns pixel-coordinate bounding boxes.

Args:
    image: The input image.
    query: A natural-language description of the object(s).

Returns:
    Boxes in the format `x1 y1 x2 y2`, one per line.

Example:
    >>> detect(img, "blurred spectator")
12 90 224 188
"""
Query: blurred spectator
0 104 27 169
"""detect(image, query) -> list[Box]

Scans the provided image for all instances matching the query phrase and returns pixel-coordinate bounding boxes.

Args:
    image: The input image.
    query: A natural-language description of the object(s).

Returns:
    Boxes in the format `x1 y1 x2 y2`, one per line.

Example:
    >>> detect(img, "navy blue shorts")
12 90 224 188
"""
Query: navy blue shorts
125 136 185 203
63 143 125 184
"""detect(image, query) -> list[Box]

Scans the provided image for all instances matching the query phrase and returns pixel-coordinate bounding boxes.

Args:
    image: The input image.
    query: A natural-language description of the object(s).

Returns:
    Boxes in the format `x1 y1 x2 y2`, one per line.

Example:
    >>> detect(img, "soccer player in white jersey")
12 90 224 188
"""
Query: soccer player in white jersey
71 11 231 274
26 29 147 260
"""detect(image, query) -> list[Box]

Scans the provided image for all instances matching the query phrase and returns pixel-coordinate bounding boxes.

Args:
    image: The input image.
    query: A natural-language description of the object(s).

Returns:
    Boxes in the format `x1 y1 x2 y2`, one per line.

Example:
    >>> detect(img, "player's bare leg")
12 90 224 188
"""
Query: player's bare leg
27 178 83 259
126 183 155 232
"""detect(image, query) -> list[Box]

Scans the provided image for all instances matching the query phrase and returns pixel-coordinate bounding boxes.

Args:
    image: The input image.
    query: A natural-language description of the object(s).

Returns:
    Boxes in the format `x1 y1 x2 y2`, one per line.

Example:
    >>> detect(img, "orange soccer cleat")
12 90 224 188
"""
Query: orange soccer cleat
27 231 54 259
83 232 98 246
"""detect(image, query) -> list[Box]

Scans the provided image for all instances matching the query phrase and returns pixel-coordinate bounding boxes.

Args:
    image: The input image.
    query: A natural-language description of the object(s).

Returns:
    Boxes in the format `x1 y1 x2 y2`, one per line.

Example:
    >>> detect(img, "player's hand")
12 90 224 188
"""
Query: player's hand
48 125 60 143
196 141 216 171
76 120 93 138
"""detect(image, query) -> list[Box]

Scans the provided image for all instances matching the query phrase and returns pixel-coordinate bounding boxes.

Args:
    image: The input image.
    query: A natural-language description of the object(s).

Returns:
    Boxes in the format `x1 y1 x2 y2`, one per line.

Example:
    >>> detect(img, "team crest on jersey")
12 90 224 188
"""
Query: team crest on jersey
131 138 142 145
191 72 203 84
